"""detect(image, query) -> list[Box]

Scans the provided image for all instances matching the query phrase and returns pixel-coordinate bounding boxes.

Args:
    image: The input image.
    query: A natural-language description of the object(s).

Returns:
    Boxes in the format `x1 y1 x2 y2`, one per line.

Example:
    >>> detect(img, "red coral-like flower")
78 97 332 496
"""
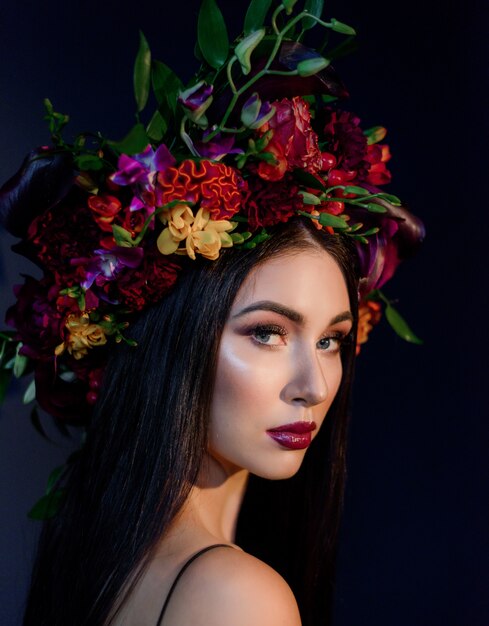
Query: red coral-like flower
257 96 322 182
157 160 248 220
244 174 304 230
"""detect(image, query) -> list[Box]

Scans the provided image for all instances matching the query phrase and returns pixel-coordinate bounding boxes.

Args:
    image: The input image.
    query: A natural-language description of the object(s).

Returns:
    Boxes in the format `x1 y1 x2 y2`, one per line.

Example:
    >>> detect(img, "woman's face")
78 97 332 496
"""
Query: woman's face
208 247 353 480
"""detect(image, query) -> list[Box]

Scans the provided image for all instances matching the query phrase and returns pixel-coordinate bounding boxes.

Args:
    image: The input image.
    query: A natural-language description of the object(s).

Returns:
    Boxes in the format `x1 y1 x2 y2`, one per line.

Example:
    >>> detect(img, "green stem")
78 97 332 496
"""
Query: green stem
264 69 299 76
204 10 336 144
271 4 285 35
226 56 239 95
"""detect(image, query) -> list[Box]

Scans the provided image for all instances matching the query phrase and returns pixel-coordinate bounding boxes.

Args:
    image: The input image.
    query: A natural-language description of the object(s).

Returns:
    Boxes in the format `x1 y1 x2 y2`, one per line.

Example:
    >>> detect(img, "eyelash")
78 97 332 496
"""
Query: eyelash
248 324 349 353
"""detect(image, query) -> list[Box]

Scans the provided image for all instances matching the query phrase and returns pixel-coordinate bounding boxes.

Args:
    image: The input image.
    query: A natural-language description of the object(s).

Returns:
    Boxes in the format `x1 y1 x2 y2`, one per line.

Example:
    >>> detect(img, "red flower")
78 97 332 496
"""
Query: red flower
258 97 322 182
322 109 368 174
363 144 392 186
157 160 248 220
244 174 304 230
28 201 102 287
117 250 181 311
6 276 63 360
87 194 123 232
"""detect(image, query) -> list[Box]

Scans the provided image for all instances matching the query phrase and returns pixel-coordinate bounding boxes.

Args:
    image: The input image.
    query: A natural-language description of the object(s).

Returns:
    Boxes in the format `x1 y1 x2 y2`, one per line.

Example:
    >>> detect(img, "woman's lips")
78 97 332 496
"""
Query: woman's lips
266 421 317 450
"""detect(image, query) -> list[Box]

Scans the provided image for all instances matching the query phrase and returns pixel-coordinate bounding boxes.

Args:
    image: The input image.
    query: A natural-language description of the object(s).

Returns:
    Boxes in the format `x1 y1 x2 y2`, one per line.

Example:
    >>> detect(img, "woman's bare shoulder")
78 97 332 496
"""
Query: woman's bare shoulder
162 546 302 626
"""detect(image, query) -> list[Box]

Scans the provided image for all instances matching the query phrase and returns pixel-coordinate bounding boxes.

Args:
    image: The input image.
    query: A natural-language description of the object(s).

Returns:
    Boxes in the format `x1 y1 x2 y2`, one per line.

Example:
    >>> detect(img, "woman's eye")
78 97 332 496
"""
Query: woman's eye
317 335 343 352
251 325 286 346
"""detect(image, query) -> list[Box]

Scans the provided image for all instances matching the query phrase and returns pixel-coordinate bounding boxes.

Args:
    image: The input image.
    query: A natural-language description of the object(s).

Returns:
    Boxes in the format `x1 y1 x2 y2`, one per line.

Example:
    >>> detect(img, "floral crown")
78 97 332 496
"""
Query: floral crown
0 0 424 431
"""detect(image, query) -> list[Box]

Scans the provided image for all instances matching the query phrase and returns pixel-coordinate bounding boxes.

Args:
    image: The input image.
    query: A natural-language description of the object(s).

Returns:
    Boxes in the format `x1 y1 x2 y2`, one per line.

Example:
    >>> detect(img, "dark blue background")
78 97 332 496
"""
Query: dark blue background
0 1 487 624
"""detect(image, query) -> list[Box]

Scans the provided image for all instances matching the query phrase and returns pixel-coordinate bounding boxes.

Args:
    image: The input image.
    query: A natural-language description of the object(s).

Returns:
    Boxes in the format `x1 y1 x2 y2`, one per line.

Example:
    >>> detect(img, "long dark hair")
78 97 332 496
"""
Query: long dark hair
23 218 359 626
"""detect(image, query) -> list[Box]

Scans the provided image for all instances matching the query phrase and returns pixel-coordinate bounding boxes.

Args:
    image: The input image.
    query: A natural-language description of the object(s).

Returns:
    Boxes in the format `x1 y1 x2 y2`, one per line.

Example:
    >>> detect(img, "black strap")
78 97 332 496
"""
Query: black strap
156 543 233 626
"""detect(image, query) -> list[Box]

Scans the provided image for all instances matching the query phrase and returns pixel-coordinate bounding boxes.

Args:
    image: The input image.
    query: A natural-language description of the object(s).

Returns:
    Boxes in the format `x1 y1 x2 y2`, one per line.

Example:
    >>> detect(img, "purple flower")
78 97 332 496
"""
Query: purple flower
194 132 244 160
111 144 175 187
356 204 425 296
178 81 213 124
71 247 144 290
241 93 275 129
179 81 213 111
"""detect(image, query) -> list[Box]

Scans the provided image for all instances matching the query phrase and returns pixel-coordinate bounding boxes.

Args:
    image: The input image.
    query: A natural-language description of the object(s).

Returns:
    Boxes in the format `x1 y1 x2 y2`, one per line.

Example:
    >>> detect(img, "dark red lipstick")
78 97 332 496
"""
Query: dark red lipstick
266 421 317 450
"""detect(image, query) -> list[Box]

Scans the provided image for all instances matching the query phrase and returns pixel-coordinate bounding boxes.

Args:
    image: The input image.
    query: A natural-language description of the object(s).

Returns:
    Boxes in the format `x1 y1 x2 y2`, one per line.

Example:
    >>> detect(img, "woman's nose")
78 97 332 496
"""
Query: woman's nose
281 349 328 407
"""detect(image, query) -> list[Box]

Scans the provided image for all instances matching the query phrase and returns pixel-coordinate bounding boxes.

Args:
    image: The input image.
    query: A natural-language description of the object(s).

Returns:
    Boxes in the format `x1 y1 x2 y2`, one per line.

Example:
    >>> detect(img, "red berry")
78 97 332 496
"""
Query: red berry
327 169 346 186
86 391 98 405
343 170 357 181
321 152 337 170
324 201 345 215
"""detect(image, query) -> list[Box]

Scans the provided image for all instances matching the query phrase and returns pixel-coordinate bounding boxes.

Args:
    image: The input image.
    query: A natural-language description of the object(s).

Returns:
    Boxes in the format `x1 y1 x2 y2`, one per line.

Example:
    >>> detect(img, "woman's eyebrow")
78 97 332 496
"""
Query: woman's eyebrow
232 301 353 326
232 301 303 323
330 311 354 325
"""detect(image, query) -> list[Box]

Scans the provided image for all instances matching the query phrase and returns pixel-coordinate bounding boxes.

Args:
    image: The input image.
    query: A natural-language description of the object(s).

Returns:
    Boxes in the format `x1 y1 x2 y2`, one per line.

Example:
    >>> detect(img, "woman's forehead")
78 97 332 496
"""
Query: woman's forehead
230 249 350 320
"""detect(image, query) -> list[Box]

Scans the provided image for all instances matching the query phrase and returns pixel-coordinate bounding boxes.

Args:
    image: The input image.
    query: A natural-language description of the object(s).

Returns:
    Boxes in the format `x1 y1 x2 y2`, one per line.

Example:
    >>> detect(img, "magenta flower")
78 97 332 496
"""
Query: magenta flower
194 132 243 160
178 81 213 124
71 247 144 290
111 144 175 187
240 93 274 130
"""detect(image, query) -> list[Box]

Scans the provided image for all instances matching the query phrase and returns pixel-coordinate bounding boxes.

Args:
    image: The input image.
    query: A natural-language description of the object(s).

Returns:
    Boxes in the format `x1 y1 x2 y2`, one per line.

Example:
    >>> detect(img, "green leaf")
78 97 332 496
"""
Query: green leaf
364 125 387 145
146 110 167 142
134 31 151 113
318 212 349 229
109 123 149 155
28 489 65 520
293 168 327 191
298 191 321 205
361 227 380 236
112 224 136 247
151 60 182 117
282 0 298 15
46 465 65 495
235 28 265 75
302 0 324 30
366 202 388 213
22 379 36 404
343 185 370 196
297 56 330 77
381 193 402 206
198 0 229 70
244 0 273 35
75 154 104 171
13 346 28 378
0 369 12 404
330 18 356 36
385 305 423 344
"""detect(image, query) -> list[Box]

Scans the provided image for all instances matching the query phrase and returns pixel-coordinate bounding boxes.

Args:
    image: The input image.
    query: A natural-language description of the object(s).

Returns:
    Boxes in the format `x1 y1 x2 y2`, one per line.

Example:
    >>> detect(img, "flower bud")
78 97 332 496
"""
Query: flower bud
178 81 213 125
240 93 275 130
234 28 265 75
297 56 330 77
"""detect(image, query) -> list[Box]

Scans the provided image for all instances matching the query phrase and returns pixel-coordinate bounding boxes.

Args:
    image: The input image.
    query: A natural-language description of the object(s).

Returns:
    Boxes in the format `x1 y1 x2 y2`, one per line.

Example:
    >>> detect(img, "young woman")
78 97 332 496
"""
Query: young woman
0 1 423 624
22 219 358 626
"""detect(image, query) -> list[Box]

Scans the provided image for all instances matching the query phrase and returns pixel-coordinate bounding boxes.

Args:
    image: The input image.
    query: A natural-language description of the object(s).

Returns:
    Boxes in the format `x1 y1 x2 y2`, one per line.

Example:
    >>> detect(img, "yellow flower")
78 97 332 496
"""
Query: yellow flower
158 205 234 260
55 313 108 360
356 301 382 355
182 208 234 260
157 203 195 255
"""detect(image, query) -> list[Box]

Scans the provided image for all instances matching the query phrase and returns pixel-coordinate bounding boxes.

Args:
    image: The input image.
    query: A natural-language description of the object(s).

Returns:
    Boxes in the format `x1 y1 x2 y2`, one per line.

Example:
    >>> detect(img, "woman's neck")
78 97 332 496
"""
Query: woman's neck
178 456 249 544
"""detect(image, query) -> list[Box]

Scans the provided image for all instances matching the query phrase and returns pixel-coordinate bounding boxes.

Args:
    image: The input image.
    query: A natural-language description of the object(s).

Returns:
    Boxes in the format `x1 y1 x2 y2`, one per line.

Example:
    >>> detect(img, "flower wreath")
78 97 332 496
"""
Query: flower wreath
0 0 424 510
